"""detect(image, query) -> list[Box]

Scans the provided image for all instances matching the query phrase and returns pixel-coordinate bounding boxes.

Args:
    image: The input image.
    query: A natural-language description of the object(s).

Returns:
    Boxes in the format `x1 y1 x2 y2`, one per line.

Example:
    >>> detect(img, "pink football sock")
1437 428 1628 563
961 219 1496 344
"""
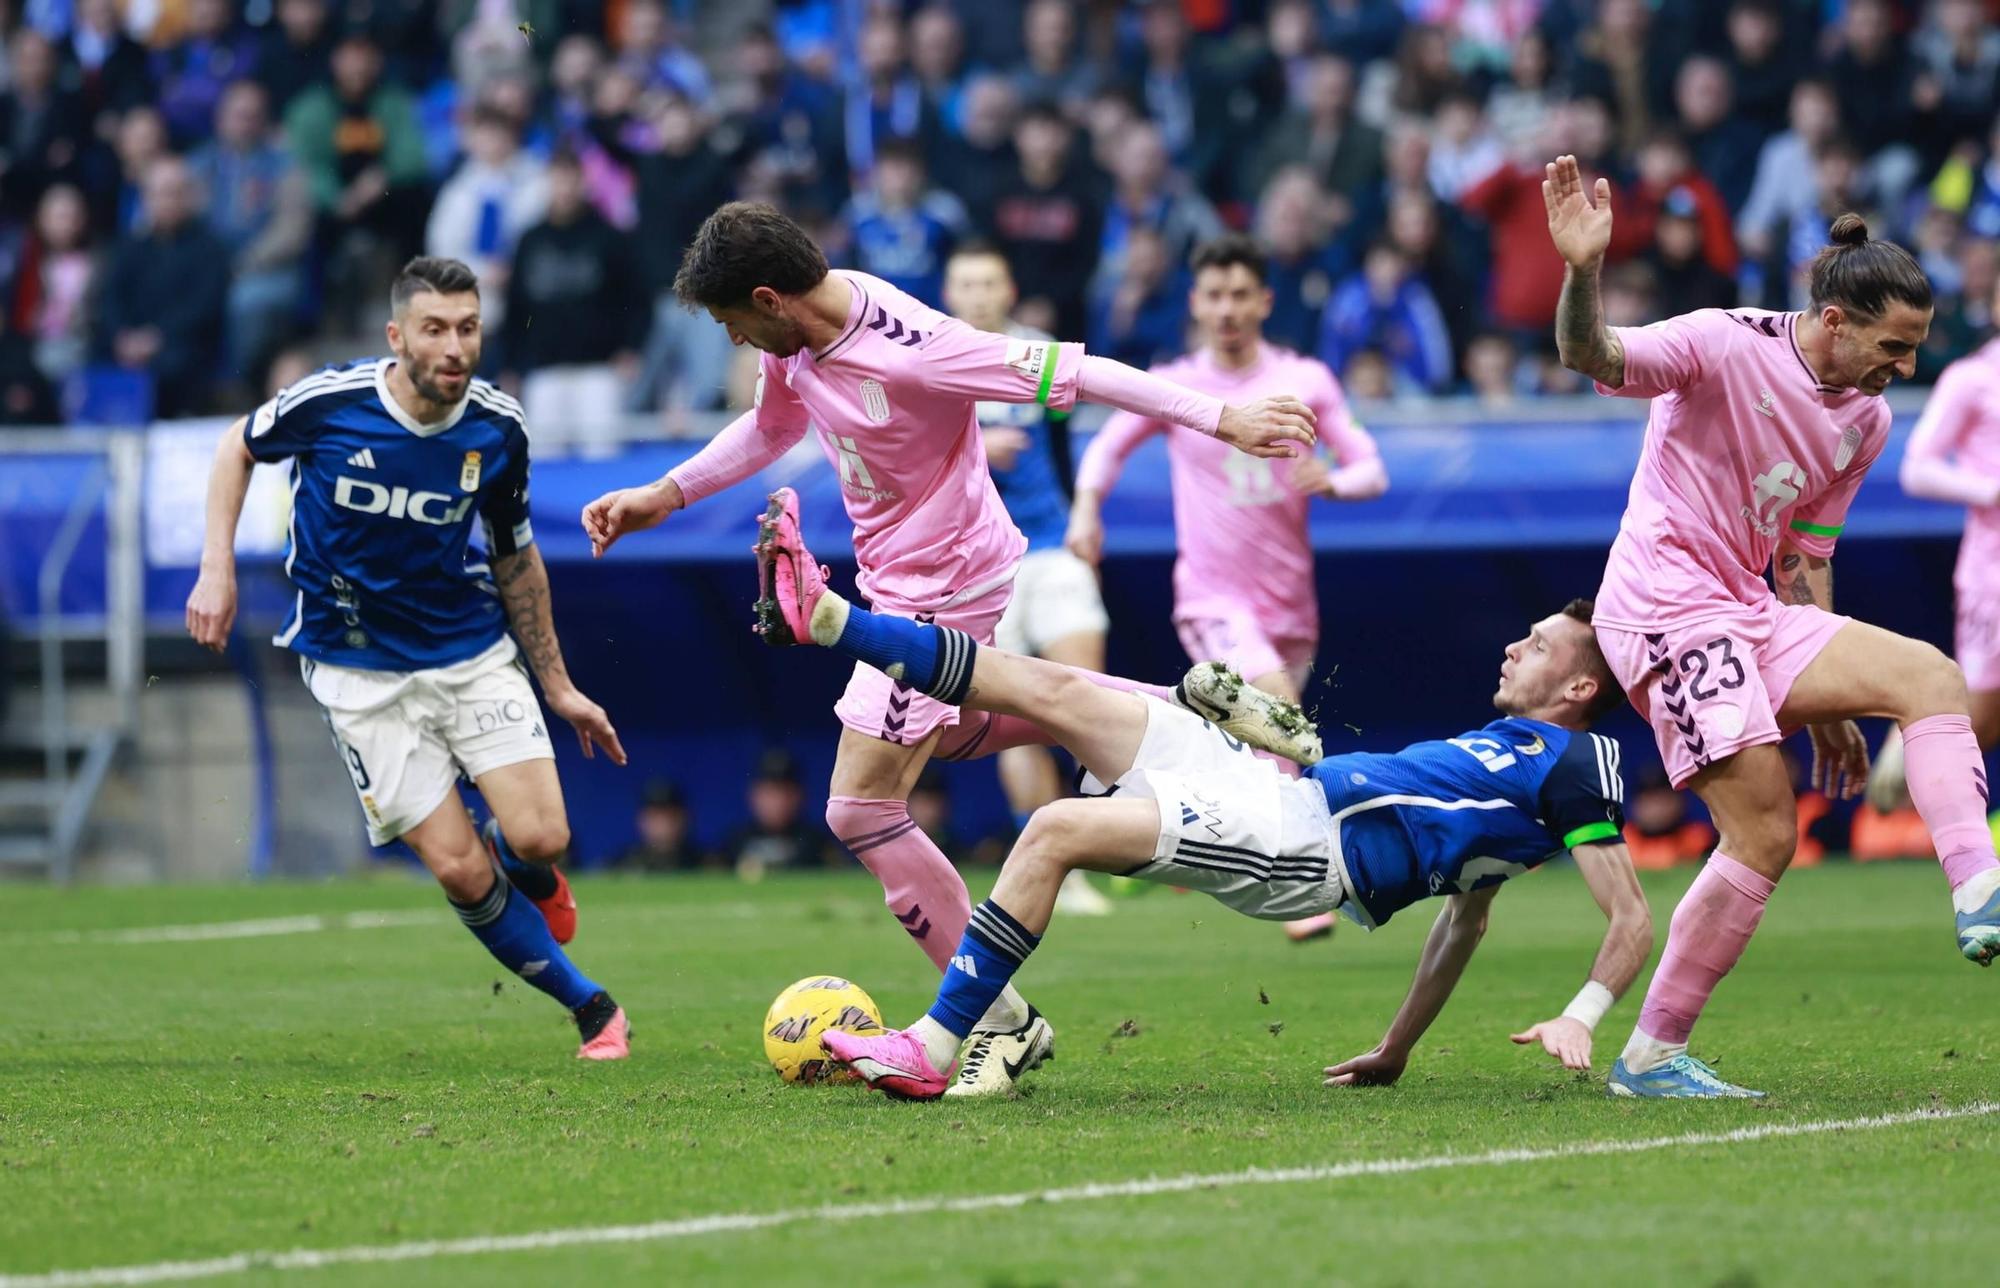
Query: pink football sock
1901 714 2000 890
1635 852 1775 1046
826 796 970 971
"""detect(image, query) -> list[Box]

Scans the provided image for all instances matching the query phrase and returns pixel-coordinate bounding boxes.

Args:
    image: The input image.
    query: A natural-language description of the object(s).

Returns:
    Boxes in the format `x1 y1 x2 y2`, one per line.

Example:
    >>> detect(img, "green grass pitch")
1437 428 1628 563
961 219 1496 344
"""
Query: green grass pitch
2 860 1996 1286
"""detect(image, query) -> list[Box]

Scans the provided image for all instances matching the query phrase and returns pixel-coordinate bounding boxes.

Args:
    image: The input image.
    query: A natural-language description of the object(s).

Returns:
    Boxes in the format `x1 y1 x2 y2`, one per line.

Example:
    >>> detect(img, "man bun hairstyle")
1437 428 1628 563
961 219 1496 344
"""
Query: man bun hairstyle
1807 213 1932 321
1560 598 1627 724
391 256 479 315
1189 232 1269 285
673 201 830 311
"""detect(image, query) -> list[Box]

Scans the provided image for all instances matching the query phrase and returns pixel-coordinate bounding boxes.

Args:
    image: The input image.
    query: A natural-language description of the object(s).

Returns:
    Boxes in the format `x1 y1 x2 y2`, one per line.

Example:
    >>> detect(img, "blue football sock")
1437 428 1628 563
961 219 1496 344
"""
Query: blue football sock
484 819 558 901
927 899 1042 1038
833 608 978 705
451 873 600 1011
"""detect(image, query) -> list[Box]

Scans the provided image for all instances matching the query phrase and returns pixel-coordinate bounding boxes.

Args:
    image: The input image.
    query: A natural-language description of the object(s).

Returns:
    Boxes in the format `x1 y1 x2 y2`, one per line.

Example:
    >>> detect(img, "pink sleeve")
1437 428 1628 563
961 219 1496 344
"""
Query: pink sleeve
914 317 1088 410
1787 415 1886 558
1075 410 1163 496
1900 363 2000 508
1598 313 1715 399
1075 355 1225 434
666 359 811 505
1310 366 1388 499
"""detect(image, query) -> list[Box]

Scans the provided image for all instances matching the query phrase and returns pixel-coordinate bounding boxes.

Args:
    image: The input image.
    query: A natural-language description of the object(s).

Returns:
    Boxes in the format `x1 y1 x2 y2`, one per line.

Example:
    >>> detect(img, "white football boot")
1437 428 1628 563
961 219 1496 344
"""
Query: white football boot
945 1007 1055 1098
1176 662 1324 765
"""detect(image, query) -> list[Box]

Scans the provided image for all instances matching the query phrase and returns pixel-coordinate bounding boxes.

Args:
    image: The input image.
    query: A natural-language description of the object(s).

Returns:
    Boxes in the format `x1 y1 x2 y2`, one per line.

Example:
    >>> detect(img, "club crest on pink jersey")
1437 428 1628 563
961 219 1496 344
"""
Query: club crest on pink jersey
860 378 891 424
1835 425 1862 471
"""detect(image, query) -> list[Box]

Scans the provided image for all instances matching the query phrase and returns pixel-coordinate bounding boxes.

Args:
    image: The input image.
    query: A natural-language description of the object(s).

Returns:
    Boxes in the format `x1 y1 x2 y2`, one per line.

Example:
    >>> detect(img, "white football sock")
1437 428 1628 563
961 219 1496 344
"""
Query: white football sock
1619 1028 1687 1075
910 1015 962 1072
1952 866 2000 916
808 590 851 647
973 984 1031 1034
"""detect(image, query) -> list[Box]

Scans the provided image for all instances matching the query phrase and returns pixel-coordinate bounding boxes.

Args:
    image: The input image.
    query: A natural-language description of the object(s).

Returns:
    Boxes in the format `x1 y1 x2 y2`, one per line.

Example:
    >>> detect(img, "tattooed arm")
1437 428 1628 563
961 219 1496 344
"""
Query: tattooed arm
1772 539 1833 610
1555 266 1627 387
493 545 627 764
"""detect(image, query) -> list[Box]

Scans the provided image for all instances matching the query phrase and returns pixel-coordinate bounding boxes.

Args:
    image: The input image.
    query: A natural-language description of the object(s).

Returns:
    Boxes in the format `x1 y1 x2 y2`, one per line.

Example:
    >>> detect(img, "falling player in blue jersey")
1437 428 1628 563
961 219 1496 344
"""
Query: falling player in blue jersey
184 257 633 1060
748 491 1651 1096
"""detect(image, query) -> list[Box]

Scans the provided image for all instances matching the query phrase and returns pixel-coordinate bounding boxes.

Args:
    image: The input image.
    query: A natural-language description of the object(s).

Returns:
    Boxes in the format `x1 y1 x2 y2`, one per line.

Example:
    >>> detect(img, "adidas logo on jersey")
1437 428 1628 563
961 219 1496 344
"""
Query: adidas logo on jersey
345 448 378 469
334 476 475 525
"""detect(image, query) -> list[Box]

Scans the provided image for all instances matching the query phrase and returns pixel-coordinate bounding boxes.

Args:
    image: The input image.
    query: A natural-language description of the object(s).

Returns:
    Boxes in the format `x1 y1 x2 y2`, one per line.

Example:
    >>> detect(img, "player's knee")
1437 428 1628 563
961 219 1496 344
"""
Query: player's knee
1012 801 1091 874
825 796 909 853
506 816 570 863
429 846 495 903
1913 642 1970 714
1724 813 1796 870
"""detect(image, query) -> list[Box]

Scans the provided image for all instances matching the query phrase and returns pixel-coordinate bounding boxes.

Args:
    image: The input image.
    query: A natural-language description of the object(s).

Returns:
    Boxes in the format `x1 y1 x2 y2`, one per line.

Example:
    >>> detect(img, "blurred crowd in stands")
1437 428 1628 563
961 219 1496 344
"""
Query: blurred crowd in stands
3 0 1999 432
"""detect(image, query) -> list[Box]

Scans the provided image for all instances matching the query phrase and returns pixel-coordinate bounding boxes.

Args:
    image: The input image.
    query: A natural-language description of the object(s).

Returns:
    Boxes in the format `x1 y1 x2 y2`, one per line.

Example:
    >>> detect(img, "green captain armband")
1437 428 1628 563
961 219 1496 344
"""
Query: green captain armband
1563 821 1621 848
1788 519 1842 539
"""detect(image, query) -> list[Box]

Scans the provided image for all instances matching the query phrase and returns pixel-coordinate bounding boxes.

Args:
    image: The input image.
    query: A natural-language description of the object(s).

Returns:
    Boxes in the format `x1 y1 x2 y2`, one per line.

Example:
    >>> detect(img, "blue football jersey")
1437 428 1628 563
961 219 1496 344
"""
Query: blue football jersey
244 358 533 671
980 325 1073 551
1307 718 1626 928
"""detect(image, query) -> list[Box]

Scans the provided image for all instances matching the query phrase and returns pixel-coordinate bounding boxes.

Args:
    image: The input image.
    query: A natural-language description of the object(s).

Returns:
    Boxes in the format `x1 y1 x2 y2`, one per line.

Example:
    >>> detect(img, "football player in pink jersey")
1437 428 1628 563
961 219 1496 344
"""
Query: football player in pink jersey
582 203 1318 1097
1067 233 1388 942
1868 301 2000 809
1546 154 2000 1099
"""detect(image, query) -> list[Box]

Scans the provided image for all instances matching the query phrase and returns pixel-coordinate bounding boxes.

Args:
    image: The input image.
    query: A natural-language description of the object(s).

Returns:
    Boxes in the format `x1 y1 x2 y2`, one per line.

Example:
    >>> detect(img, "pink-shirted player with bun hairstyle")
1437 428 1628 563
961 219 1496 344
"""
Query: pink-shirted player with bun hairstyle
1546 154 2000 1099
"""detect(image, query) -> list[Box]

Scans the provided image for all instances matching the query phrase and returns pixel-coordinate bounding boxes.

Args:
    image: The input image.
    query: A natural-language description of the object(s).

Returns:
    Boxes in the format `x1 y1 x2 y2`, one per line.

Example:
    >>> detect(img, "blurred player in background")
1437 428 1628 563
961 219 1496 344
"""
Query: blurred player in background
1066 233 1388 942
1547 155 2000 1099
582 203 1316 1096
1868 285 2000 811
943 241 1113 917
746 498 1645 1099
185 257 632 1060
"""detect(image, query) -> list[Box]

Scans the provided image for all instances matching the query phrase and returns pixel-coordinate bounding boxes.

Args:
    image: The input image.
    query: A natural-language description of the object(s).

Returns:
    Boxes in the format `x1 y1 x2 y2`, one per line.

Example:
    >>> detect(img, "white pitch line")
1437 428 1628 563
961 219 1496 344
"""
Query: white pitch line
37 910 443 946
4 1101 1994 1288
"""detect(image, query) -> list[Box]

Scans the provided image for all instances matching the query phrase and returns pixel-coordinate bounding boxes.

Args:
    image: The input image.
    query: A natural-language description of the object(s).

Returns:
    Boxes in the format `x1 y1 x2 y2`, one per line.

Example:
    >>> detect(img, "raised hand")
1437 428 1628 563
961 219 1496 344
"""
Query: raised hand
1216 395 1317 460
1543 154 1614 270
582 478 682 558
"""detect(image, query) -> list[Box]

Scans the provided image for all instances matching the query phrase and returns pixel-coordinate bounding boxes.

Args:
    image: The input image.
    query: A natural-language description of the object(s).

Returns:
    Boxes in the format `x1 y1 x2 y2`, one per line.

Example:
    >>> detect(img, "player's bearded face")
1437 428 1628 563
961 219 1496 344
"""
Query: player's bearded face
1829 302 1928 395
392 293 480 404
712 301 807 357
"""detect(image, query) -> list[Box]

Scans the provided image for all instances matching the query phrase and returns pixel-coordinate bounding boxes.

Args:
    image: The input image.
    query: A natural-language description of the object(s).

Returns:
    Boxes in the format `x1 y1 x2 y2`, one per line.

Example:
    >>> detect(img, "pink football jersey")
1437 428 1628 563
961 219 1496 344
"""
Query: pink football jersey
1593 309 1892 630
1903 338 2000 599
1076 344 1381 642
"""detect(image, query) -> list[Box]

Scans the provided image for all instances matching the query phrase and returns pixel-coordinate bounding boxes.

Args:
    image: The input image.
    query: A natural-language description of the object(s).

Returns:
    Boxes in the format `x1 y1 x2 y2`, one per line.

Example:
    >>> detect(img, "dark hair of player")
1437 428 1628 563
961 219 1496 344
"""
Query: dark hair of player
1808 213 1932 321
1560 598 1627 724
673 201 831 311
391 256 479 315
1189 233 1268 285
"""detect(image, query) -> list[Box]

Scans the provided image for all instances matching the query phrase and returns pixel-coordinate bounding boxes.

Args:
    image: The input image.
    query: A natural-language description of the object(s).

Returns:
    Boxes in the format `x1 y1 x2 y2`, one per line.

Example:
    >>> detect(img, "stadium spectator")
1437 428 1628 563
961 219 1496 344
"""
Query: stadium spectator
1564 0 1682 156
286 30 428 334
1340 346 1394 399
1911 0 2000 157
547 34 603 142
1243 55 1381 214
1254 167 1343 354
1413 0 1546 75
1384 187 1478 365
615 0 711 106
424 104 548 344
253 0 334 116
1317 240 1452 395
0 29 86 221
102 104 168 238
1425 88 1502 201
722 24 844 220
1091 118 1222 313
845 11 939 185
1625 130 1738 278
189 80 310 388
0 301 55 425
1826 0 1919 183
1918 232 1996 381
63 0 152 121
1956 117 2000 240
503 149 646 457
1265 0 1322 107
724 750 839 877
908 4 968 126
92 155 229 416
1719 0 1798 137
1013 0 1103 117
631 93 734 415
984 100 1100 339
1737 79 1841 265
572 63 648 231
935 74 1018 216
1485 28 1558 156
614 780 711 873
1086 224 1185 369
838 140 965 306
1600 260 1659 328
1120 0 1260 196
1674 55 1765 214
1320 0 1404 66
150 0 256 146
1783 139 1879 309
1463 332 1521 408
1644 186 1738 318
1381 22 1459 121
16 182 93 385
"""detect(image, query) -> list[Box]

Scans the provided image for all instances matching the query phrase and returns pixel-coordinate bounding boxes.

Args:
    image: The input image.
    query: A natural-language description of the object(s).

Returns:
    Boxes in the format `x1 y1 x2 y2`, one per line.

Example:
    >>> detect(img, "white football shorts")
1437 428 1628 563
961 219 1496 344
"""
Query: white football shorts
995 547 1109 657
304 637 554 845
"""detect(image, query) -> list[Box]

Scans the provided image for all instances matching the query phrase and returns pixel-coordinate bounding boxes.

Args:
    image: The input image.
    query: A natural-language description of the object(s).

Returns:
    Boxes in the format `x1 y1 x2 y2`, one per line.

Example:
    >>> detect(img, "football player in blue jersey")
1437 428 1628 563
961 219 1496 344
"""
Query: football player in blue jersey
750 497 1651 1096
942 242 1114 917
184 257 634 1060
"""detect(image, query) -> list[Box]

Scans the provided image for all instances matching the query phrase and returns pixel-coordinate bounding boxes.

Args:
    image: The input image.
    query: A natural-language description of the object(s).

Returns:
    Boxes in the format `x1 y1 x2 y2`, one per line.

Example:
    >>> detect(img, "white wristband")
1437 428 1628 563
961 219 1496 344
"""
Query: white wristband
1561 981 1615 1031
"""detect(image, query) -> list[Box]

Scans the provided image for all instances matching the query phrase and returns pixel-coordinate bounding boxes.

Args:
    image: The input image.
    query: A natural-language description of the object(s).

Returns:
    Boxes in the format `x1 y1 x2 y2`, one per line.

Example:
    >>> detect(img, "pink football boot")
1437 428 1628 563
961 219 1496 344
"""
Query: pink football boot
577 1006 630 1061
752 488 831 646
821 1027 952 1101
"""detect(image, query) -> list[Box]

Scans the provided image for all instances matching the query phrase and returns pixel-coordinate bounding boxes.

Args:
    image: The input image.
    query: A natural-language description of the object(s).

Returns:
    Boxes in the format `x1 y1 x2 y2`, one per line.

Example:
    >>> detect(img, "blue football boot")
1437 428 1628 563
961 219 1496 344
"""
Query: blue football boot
1606 1054 1765 1099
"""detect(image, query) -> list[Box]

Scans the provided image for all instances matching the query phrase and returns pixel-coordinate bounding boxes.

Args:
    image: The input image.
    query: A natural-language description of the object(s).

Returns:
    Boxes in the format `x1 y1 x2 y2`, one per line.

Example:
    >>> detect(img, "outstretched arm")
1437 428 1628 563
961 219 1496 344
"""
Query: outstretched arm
493 544 627 765
185 416 255 651
1544 154 1626 387
582 406 807 556
1508 840 1652 1072
1324 886 1497 1086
